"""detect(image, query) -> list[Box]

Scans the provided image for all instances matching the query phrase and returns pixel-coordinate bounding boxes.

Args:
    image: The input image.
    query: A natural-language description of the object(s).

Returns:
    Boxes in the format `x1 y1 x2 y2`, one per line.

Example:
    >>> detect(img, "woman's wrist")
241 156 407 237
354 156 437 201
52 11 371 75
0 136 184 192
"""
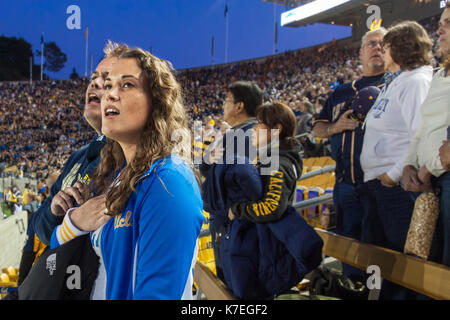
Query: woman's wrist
67 207 87 232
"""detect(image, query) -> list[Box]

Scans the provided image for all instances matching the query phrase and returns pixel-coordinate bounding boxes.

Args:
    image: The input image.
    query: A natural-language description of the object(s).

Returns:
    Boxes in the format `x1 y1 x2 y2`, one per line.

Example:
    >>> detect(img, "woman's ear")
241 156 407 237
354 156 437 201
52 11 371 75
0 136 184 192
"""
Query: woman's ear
274 123 282 135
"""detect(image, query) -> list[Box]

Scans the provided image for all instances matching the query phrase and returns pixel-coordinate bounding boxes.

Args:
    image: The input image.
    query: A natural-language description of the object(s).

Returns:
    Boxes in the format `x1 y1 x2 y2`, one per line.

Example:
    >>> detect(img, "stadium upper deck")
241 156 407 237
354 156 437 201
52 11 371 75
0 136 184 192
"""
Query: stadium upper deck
264 0 443 41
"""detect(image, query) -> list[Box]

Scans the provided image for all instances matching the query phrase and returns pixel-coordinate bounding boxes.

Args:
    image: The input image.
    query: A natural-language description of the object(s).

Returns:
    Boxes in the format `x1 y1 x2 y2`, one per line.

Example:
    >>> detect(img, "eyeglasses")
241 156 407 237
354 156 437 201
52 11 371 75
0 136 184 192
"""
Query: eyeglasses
364 40 383 49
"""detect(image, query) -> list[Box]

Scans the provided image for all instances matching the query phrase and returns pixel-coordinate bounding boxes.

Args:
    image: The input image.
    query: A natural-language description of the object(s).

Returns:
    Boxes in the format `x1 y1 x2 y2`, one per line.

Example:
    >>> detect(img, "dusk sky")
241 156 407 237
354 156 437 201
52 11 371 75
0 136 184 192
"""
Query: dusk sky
0 0 352 79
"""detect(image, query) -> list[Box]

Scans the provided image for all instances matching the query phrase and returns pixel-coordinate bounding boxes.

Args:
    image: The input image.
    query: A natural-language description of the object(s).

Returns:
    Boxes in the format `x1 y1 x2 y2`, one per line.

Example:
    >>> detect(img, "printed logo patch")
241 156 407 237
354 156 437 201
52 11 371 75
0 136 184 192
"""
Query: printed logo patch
46 253 57 276
372 98 389 119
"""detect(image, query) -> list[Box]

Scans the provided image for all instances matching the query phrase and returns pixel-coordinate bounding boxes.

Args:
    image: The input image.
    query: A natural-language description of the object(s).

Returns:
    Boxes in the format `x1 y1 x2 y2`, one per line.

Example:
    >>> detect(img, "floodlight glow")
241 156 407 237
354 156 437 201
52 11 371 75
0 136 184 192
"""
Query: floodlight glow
281 0 352 26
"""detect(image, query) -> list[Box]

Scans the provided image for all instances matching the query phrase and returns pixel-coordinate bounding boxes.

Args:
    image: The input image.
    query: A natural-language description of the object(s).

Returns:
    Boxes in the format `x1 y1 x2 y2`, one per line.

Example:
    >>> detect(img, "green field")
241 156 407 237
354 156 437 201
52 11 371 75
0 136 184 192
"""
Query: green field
1 202 12 218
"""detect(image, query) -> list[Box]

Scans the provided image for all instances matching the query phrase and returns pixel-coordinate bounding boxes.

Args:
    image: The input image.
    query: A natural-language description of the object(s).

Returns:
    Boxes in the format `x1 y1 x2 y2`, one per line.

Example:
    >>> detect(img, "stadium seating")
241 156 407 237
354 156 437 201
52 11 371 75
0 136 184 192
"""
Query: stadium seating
196 211 216 276
0 267 18 299
295 156 335 229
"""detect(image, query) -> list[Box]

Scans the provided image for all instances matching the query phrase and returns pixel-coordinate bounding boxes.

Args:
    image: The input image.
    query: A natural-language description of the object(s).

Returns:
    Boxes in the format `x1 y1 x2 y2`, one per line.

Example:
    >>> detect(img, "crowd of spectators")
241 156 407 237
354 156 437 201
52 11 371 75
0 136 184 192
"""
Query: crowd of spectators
0 9 447 301
0 79 92 179
178 42 361 123
0 15 441 178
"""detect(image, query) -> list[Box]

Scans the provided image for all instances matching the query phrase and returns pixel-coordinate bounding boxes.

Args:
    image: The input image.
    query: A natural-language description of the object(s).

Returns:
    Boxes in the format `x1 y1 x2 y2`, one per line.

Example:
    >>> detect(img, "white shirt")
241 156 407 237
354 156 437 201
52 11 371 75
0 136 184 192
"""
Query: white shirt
404 68 450 177
360 65 433 182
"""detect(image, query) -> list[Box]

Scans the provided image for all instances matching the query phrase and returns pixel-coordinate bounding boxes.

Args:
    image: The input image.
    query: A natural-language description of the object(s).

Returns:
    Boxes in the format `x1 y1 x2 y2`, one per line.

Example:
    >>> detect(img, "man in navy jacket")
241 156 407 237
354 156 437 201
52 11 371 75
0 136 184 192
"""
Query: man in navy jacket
200 81 263 281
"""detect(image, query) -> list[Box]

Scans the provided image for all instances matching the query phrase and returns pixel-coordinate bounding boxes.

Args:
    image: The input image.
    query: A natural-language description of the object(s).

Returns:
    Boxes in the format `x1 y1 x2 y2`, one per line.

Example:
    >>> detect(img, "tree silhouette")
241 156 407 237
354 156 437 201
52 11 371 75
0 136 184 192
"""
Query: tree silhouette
36 41 67 73
0 36 33 81
70 68 80 80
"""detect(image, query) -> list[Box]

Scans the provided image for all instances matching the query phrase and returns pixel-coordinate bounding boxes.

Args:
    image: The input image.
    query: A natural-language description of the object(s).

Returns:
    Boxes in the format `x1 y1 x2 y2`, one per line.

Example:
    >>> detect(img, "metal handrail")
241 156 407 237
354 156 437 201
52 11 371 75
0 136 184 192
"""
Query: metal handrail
299 164 336 180
293 193 333 211
295 133 308 139
199 193 334 238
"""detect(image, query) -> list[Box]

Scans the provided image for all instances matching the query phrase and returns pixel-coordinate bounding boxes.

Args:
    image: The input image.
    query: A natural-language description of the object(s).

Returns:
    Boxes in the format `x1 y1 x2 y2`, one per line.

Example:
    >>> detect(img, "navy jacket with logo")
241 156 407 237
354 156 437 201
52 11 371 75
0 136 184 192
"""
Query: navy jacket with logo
313 74 385 185
32 134 106 245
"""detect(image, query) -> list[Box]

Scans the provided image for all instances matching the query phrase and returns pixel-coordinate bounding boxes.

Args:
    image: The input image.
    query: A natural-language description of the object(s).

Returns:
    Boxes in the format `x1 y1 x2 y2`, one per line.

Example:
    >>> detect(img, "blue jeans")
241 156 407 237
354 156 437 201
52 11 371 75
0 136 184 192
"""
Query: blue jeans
333 181 365 282
430 171 450 267
360 179 422 300
359 180 417 251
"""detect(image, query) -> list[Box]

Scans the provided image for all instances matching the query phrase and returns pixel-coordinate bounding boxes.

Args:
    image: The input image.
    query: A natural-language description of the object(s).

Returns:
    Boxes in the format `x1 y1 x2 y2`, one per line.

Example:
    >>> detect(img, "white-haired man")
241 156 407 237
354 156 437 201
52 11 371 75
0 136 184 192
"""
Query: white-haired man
312 27 387 284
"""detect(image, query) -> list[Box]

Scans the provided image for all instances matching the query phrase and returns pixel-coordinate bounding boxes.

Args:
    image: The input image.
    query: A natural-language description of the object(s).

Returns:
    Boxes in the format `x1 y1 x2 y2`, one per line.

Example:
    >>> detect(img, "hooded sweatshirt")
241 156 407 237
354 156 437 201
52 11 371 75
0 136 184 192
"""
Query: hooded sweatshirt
360 65 433 183
231 142 303 223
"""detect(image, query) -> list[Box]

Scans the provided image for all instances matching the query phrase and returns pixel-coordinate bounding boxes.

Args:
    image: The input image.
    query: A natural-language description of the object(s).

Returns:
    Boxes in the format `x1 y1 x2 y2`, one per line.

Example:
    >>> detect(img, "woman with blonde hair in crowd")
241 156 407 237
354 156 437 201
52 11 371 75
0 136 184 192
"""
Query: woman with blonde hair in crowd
49 47 204 300
360 20 434 300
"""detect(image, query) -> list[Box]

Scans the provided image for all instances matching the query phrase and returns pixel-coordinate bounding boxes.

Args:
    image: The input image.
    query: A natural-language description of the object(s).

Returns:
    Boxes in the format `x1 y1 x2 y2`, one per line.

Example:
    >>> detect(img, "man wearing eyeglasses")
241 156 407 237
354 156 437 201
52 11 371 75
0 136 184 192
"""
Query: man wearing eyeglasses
200 81 263 282
312 28 387 286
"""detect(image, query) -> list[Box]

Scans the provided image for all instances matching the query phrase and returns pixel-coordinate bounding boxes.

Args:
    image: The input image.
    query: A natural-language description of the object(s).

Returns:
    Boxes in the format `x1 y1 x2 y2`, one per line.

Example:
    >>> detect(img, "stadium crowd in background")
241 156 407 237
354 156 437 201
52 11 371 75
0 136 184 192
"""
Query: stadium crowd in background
0 6 448 301
0 79 92 179
0 14 442 179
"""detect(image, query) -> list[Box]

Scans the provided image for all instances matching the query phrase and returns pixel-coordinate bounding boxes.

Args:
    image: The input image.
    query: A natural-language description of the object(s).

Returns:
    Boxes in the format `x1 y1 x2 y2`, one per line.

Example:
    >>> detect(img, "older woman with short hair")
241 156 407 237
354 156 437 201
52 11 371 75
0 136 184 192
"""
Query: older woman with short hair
359 21 433 300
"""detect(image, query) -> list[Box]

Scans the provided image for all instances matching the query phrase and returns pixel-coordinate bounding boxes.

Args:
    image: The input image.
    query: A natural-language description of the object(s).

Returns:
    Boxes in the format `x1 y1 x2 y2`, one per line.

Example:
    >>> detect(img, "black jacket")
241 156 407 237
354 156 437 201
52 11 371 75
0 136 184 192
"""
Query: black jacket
19 234 98 300
231 142 303 223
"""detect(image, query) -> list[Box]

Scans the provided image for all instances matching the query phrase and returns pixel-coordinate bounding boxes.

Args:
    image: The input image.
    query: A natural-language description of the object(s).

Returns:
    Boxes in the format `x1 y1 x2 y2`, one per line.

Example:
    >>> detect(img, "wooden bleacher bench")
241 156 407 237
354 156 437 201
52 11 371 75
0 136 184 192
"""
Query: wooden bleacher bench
315 228 450 300
194 229 450 300
194 261 236 300
195 159 449 300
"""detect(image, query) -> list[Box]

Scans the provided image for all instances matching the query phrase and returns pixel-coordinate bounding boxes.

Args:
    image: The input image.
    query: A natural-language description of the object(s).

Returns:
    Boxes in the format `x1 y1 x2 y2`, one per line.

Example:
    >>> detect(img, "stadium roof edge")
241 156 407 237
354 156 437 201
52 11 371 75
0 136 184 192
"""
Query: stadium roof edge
280 0 385 28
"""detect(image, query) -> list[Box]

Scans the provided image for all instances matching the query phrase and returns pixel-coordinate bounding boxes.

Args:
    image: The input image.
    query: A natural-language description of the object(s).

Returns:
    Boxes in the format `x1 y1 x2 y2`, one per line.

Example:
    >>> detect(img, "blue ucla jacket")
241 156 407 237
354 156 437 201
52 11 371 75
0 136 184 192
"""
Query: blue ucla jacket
50 155 204 300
